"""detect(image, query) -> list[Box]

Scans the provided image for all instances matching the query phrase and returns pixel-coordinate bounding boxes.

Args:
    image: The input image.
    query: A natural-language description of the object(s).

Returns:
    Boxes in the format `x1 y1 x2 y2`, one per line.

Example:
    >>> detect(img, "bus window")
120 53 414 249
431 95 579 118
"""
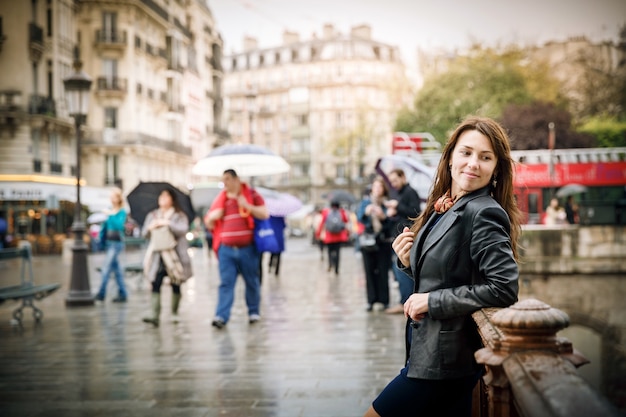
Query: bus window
527 193 540 224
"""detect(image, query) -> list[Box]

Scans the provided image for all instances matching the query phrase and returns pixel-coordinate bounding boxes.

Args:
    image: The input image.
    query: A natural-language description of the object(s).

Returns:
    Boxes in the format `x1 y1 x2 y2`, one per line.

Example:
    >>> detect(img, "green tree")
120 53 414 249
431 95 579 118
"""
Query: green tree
500 101 596 150
578 117 626 147
396 46 564 143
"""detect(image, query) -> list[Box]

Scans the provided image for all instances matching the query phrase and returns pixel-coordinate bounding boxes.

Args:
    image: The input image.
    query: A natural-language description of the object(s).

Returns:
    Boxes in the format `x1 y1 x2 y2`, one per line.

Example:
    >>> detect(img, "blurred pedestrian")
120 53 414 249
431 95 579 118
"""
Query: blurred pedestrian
357 177 393 311
204 169 268 329
544 197 566 225
311 206 325 260
565 195 578 224
267 215 286 276
363 116 521 417
0 213 7 249
316 200 349 275
94 188 128 302
384 168 422 314
142 188 193 327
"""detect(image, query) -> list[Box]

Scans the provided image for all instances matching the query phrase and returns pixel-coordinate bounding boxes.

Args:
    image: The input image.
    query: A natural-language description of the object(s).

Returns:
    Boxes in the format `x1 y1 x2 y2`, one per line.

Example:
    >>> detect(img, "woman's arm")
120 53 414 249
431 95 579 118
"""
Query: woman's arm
428 205 519 320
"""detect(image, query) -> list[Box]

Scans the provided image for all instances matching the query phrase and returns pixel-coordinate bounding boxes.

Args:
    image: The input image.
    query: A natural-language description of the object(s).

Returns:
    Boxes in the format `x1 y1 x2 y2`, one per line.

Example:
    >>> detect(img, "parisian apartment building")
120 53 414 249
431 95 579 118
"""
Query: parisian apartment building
0 0 224 252
222 23 411 204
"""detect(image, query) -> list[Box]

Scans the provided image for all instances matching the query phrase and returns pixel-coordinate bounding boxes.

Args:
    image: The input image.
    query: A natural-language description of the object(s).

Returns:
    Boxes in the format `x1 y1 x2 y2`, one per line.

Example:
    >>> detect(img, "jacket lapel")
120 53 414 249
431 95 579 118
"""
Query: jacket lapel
410 187 491 272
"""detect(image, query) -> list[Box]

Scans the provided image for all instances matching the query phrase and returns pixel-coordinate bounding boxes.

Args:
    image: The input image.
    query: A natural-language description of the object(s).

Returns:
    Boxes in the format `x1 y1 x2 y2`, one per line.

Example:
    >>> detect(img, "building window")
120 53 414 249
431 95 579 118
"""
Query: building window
294 114 308 126
105 154 119 185
46 0 52 37
336 164 346 180
102 11 117 42
279 116 287 132
104 107 117 128
32 128 41 172
49 132 61 173
291 137 310 154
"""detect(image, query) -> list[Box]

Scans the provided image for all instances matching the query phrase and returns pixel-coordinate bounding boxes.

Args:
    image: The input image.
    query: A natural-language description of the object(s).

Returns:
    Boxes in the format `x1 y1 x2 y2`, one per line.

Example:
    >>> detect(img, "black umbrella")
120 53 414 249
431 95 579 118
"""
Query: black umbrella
323 189 357 204
126 182 195 227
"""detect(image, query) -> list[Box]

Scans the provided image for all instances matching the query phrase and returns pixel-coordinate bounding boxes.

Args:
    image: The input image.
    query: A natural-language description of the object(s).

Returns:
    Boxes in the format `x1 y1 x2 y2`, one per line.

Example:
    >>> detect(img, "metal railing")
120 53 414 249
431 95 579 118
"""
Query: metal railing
95 30 127 45
96 77 128 92
28 95 56 116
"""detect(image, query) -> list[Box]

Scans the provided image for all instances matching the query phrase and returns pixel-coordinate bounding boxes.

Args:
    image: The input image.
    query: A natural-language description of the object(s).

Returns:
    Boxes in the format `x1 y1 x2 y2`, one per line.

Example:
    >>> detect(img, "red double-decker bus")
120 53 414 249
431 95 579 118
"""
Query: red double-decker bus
511 148 626 225
379 136 626 225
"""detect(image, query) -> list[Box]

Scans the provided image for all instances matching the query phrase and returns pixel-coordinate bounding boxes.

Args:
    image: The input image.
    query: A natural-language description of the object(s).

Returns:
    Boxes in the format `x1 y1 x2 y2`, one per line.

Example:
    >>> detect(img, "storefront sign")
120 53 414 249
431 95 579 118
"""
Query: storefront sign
0 188 44 200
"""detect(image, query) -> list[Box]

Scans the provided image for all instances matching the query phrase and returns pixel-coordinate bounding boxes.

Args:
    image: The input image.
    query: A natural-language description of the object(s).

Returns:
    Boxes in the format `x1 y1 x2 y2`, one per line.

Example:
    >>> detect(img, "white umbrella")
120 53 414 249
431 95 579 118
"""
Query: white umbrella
87 212 108 224
556 184 588 198
193 143 290 177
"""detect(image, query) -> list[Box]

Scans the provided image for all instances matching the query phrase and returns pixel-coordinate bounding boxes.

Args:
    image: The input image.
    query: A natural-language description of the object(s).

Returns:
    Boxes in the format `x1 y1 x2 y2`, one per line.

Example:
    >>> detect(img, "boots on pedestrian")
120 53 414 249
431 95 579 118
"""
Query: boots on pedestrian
142 292 161 327
171 292 181 323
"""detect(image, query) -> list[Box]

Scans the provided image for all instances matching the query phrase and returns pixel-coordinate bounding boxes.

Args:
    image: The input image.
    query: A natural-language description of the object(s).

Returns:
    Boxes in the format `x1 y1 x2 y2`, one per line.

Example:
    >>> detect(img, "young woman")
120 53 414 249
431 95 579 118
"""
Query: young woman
94 188 128 302
364 116 522 417
142 188 193 326
356 177 393 311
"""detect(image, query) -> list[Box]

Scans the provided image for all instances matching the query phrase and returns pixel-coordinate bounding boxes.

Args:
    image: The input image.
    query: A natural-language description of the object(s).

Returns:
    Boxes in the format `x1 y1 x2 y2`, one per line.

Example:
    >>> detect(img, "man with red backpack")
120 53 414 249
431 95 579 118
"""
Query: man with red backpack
316 200 349 275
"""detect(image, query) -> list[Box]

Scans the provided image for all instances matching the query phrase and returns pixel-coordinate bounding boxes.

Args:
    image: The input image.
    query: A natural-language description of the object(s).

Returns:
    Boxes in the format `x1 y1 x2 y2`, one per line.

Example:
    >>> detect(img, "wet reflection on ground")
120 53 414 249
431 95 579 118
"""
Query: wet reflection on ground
0 238 405 416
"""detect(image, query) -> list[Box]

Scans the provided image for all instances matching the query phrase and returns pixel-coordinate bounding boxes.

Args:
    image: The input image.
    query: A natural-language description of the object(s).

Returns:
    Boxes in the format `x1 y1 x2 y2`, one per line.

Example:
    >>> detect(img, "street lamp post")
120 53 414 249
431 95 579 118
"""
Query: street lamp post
63 47 94 306
246 89 256 144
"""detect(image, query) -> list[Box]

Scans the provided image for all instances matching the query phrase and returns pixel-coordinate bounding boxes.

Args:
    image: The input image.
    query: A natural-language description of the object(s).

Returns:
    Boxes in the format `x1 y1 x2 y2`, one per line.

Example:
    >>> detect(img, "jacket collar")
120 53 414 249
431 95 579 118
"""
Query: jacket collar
411 186 491 268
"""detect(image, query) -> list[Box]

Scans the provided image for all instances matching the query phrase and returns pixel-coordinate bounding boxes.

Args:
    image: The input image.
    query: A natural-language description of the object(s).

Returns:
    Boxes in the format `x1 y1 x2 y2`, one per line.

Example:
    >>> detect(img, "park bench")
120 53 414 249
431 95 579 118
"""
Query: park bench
0 243 61 325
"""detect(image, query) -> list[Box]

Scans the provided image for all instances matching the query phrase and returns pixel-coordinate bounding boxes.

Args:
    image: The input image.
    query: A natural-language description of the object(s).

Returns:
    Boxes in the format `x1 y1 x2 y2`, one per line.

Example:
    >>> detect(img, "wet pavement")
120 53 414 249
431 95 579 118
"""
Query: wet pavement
0 237 407 417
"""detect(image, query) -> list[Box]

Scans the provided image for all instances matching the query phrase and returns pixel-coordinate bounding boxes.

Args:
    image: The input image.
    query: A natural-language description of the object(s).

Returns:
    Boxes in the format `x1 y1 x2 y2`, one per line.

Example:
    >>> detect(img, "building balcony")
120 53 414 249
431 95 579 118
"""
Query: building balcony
289 176 312 187
28 22 44 62
28 95 56 117
288 152 311 163
85 129 192 156
140 0 168 21
290 125 310 138
167 103 185 113
96 77 127 99
95 30 127 50
96 77 127 92
49 162 62 174
104 177 123 188
167 60 185 73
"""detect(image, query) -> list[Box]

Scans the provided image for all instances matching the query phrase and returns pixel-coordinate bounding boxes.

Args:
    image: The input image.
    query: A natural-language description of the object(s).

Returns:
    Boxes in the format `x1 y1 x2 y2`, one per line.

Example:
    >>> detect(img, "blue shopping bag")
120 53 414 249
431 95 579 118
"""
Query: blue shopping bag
254 218 280 253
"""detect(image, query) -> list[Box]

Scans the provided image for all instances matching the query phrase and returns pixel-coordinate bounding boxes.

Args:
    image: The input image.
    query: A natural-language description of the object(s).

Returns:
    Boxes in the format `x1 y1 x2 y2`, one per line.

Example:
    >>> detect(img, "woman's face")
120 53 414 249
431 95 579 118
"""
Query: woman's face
450 129 497 197
158 191 173 209
110 192 121 206
371 180 385 198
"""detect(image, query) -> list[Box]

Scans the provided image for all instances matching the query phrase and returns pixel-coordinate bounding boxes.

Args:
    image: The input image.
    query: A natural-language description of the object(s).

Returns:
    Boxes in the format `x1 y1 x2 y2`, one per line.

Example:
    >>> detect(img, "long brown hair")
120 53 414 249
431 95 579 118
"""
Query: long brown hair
410 116 522 260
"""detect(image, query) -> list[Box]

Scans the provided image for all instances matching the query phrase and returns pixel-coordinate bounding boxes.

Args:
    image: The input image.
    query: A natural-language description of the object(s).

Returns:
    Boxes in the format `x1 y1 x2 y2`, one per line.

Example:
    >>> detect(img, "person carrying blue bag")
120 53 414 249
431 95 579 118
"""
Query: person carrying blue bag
204 169 269 329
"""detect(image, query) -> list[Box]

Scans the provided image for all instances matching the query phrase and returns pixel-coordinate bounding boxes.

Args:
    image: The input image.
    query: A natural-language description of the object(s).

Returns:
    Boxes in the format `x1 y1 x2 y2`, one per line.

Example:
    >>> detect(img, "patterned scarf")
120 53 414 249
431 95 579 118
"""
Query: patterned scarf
434 189 467 214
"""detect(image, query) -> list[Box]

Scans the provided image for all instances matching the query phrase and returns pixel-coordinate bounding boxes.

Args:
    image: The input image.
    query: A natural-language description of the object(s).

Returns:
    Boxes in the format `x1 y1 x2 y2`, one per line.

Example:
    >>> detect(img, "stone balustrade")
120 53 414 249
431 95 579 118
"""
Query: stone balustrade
519 225 626 275
472 298 621 417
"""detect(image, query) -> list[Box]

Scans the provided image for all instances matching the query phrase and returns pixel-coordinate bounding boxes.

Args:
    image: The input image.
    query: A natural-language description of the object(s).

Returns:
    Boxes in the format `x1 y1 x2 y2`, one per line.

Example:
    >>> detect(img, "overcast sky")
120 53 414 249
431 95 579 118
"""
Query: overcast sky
207 0 625 67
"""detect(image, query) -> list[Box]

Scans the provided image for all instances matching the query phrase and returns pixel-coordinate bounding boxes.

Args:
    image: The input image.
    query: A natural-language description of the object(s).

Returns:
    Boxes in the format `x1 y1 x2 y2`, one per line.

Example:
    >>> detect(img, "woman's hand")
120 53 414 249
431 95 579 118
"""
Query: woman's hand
149 218 168 230
404 292 429 322
392 226 413 267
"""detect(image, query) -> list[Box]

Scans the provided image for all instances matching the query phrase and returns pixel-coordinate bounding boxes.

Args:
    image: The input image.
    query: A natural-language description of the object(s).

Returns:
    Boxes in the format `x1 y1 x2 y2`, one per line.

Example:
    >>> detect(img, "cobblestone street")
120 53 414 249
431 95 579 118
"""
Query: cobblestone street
0 237 406 417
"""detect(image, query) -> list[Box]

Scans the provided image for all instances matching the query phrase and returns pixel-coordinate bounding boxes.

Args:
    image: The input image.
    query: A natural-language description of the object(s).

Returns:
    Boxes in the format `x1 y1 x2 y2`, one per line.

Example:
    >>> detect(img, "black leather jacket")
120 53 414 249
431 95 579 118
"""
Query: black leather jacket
402 186 519 379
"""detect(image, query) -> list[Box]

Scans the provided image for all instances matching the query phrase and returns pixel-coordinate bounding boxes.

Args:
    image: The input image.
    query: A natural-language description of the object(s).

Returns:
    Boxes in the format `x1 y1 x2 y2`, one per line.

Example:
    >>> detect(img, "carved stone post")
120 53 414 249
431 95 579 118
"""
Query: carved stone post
474 298 579 417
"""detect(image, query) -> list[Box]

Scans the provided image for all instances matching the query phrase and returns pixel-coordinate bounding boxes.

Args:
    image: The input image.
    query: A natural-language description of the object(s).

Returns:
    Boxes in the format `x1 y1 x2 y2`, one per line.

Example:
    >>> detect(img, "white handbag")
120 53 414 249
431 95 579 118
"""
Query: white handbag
151 227 177 251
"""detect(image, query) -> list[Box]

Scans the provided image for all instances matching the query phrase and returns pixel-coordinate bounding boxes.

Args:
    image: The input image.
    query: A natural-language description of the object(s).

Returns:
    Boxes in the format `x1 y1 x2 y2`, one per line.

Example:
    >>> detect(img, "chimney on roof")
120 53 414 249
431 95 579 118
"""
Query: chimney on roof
282 30 300 45
351 24 371 40
322 23 335 40
243 36 258 52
